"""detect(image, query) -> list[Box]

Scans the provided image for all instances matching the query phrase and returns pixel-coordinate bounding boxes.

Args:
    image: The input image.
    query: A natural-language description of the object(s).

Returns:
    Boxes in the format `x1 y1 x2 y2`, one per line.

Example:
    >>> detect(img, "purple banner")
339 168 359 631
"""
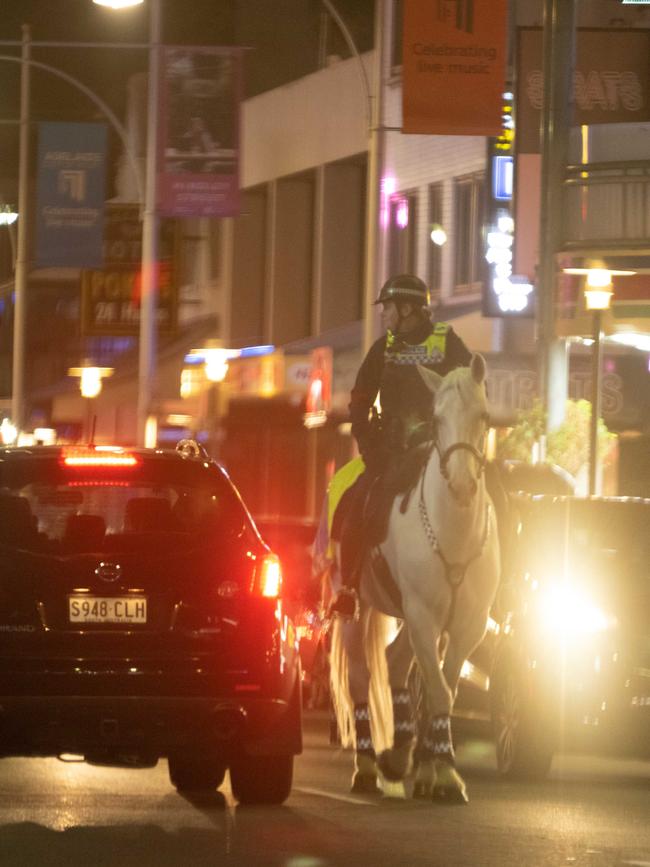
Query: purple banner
158 46 241 218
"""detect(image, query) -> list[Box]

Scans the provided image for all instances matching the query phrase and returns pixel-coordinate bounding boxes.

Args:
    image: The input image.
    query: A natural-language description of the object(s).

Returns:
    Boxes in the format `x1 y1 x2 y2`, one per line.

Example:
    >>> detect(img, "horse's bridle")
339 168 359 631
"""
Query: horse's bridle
436 440 487 483
418 422 491 635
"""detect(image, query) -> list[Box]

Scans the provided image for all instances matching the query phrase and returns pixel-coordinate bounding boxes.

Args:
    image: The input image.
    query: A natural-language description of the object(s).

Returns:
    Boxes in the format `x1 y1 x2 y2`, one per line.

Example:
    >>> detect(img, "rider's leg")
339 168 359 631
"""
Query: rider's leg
330 473 375 618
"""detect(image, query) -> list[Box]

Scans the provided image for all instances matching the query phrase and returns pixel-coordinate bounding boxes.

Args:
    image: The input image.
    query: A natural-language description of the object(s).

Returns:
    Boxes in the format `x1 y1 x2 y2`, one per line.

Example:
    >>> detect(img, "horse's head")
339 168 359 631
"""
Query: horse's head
418 354 489 507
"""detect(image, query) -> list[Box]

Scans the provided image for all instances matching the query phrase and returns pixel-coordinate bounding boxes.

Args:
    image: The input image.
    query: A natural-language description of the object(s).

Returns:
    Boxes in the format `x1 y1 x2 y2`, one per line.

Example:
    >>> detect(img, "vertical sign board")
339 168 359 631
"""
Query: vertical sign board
402 0 508 136
158 46 242 218
35 122 106 267
80 204 177 336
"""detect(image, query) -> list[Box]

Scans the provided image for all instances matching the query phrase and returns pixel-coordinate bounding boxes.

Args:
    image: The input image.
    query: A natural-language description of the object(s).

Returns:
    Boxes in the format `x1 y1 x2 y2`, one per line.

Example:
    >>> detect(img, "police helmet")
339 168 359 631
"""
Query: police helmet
374 274 430 307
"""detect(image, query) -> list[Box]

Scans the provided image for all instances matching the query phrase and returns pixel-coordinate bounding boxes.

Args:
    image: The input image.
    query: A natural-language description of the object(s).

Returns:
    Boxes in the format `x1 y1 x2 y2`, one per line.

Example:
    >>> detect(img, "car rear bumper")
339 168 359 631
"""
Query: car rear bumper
0 690 302 759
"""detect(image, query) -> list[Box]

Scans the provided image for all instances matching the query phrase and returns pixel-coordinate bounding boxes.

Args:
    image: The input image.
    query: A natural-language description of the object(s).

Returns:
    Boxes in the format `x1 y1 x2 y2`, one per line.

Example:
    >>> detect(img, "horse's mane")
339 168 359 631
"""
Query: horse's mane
437 364 486 409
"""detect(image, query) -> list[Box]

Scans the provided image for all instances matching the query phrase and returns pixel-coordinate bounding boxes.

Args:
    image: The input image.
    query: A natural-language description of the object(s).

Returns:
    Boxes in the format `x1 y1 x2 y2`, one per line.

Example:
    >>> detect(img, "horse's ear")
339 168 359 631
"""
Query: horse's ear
417 364 443 394
470 353 487 385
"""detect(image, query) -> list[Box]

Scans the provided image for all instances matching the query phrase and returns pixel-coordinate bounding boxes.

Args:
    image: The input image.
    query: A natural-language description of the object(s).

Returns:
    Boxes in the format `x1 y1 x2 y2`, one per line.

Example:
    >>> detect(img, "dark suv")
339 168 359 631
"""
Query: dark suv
0 441 301 803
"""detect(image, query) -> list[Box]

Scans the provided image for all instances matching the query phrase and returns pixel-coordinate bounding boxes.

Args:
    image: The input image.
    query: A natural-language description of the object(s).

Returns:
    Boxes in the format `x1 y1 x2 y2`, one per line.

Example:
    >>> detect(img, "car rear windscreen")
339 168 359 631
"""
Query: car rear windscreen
0 458 251 555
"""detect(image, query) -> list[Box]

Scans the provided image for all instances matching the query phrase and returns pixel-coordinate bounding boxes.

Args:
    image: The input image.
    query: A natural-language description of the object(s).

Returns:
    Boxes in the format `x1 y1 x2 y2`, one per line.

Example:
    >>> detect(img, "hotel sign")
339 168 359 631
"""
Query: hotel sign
80 205 177 336
517 28 650 153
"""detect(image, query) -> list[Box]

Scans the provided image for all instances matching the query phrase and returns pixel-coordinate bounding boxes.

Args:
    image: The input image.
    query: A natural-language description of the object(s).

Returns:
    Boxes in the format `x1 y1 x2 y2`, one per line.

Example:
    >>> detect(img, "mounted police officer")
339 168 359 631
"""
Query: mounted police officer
330 273 472 618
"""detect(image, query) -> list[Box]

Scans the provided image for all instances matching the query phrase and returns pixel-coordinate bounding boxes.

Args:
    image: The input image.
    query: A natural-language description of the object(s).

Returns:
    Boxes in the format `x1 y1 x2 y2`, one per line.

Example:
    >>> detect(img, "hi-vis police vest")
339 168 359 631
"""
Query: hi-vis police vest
384 322 449 366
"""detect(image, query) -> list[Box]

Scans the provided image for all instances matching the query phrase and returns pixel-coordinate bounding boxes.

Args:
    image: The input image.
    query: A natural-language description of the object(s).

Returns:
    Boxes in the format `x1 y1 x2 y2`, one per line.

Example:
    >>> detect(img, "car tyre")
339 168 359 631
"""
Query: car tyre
168 752 227 792
229 752 294 805
490 652 554 780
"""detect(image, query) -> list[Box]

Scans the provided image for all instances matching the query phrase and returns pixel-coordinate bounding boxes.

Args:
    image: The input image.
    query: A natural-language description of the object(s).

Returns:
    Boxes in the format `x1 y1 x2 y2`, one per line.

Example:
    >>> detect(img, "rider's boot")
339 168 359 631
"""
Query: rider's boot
329 585 359 620
329 517 363 619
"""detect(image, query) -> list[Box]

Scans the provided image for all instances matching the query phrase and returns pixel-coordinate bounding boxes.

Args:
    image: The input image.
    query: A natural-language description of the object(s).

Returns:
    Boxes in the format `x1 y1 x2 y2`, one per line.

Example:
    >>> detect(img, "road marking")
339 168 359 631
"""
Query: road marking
294 786 379 806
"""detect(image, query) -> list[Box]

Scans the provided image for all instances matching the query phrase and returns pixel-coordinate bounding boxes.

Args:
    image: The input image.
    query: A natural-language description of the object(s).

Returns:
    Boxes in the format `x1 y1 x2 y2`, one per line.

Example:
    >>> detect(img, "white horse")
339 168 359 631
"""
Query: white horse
328 354 500 802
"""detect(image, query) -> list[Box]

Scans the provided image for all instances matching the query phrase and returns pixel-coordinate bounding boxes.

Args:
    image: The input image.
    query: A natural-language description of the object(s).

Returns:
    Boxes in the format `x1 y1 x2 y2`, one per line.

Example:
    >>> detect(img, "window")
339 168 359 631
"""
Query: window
391 0 404 68
453 172 486 295
387 191 417 276
427 183 443 302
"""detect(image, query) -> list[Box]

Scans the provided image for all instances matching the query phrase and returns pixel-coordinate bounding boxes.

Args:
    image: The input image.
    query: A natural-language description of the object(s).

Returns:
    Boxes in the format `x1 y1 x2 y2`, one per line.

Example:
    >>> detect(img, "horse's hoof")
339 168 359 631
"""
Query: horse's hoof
351 773 381 795
377 749 406 782
412 780 434 800
381 780 407 800
432 785 469 805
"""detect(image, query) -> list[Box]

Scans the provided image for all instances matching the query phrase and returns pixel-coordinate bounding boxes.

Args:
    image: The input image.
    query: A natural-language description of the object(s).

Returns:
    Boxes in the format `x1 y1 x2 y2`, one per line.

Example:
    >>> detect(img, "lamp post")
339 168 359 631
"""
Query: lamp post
583 270 613 497
94 0 160 447
190 344 235 459
564 264 634 496
68 363 114 442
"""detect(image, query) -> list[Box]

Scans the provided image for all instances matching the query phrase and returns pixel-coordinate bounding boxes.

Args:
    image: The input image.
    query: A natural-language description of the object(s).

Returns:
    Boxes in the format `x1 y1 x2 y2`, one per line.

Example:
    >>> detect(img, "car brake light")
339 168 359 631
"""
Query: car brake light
61 447 139 468
256 553 282 598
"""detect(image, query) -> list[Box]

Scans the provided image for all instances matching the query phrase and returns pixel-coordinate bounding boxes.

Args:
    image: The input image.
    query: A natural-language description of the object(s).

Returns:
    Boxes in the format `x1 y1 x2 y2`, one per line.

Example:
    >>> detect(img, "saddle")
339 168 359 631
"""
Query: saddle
364 443 433 547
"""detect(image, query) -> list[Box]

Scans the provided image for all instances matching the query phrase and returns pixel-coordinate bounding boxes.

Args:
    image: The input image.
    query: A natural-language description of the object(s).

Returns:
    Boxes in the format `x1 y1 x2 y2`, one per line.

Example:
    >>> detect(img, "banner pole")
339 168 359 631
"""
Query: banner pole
137 0 161 447
363 0 387 355
11 24 31 434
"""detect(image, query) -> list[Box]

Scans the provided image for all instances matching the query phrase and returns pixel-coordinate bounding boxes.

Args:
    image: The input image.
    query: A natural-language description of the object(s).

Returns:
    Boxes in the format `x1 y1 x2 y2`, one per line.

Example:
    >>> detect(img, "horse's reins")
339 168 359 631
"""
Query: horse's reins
418 439 491 635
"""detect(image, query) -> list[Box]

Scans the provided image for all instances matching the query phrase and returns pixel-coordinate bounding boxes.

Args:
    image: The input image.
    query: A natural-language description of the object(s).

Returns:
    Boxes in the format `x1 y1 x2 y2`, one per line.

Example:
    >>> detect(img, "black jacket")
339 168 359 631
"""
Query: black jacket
349 319 472 456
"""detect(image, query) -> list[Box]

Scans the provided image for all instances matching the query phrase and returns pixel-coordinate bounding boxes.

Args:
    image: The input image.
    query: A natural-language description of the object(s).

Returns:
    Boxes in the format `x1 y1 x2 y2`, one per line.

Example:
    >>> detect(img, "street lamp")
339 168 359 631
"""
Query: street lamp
68 363 113 441
564 264 634 495
187 343 237 458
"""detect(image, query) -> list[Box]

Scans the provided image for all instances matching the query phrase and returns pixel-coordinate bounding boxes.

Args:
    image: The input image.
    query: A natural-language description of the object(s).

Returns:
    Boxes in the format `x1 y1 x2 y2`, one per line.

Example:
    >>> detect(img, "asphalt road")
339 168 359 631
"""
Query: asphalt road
0 713 648 867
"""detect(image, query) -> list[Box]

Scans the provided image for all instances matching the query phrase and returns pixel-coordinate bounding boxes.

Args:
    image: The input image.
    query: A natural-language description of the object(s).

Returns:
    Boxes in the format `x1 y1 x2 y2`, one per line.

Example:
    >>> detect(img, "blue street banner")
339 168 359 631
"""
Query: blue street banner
35 122 107 268
158 46 242 218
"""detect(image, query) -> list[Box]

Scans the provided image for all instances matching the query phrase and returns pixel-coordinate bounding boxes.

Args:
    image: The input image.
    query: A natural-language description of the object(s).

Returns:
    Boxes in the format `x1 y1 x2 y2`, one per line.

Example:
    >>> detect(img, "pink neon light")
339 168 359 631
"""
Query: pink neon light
396 198 409 228
380 176 397 230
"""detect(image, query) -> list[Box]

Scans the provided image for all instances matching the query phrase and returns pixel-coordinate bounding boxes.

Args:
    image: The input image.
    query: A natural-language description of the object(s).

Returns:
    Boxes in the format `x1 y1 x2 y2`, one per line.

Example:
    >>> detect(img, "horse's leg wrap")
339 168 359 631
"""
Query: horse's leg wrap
353 702 375 758
351 703 380 794
420 715 468 804
377 688 414 783
391 688 415 748
421 714 455 766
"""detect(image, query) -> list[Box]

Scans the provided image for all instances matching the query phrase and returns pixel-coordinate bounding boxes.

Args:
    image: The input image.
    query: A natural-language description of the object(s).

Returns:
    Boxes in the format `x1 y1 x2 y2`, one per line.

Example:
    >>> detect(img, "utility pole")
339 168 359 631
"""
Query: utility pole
537 0 576 432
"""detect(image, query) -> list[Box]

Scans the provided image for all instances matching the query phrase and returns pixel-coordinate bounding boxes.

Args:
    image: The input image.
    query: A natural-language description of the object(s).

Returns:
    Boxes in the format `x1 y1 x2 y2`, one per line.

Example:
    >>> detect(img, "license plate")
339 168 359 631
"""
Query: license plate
68 596 147 624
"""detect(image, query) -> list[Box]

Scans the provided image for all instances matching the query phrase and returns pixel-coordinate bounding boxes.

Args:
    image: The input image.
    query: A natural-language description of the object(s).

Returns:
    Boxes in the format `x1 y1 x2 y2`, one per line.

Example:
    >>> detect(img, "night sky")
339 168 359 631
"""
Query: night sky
0 0 373 193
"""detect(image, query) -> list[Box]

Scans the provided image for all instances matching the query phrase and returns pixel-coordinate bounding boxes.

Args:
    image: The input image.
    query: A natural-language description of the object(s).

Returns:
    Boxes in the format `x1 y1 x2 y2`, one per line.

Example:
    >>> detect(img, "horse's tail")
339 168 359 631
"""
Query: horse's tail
328 616 354 749
329 608 395 755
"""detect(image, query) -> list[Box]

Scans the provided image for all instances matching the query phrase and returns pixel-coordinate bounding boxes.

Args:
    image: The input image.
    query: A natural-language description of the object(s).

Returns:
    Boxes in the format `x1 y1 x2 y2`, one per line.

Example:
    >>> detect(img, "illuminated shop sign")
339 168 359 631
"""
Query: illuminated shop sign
483 90 534 317
492 155 513 201
485 212 534 314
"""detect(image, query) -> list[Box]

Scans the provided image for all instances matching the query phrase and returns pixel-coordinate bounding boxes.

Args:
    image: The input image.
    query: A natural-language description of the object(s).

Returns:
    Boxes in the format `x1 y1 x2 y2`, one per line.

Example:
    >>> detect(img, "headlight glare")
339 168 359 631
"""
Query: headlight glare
535 581 616 638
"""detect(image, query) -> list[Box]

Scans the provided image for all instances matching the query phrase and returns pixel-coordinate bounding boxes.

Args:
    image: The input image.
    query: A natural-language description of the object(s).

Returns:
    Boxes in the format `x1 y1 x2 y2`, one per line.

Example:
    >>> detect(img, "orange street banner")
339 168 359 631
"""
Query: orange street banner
402 0 508 136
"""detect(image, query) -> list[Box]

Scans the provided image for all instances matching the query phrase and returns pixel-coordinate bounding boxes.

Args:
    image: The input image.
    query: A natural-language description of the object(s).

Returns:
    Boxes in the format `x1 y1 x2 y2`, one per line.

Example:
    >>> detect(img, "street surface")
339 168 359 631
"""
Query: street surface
0 713 648 867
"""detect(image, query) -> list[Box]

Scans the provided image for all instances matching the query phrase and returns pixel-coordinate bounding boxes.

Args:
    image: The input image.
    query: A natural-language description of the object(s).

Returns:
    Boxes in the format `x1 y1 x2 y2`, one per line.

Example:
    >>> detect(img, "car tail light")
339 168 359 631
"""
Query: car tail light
255 553 282 598
61 446 139 468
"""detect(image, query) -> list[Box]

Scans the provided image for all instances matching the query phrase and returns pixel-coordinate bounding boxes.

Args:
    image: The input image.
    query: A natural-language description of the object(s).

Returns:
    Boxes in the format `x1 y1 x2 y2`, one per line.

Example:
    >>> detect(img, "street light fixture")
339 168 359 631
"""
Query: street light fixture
93 0 143 7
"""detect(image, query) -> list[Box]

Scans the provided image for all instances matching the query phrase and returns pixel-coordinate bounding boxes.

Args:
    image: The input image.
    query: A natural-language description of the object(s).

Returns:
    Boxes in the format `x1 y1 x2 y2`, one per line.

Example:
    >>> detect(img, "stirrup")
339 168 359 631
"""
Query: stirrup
328 587 360 621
